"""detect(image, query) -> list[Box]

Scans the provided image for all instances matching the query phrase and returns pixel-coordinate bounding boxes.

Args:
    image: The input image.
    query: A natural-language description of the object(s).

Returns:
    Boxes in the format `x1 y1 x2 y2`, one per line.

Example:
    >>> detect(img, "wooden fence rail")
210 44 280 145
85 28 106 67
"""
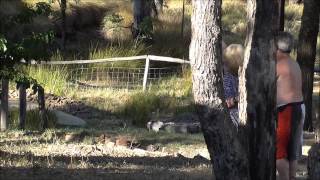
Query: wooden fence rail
31 55 190 91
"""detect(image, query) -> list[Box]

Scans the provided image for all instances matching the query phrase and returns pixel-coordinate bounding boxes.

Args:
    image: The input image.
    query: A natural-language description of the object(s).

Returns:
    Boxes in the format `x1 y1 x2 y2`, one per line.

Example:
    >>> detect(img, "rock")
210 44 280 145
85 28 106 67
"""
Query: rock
106 141 115 148
147 121 164 132
162 122 201 134
115 136 129 147
146 144 160 152
53 110 87 127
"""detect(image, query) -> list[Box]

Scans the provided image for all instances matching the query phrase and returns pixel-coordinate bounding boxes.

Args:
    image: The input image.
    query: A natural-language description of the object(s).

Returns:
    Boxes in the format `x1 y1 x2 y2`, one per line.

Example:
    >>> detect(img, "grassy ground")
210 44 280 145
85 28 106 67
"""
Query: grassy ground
1 0 320 179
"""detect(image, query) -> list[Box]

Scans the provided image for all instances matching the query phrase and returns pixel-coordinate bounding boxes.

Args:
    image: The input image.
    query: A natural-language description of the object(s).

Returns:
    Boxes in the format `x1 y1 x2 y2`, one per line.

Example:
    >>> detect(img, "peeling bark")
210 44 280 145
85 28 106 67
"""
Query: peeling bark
190 1 249 179
239 0 278 179
296 0 320 131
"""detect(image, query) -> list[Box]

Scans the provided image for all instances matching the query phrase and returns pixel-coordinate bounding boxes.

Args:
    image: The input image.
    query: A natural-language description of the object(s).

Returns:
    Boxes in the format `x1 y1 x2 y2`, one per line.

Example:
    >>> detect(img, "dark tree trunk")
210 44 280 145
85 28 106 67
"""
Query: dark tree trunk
0 79 9 131
181 0 185 38
296 0 320 131
190 1 249 179
154 0 163 14
307 143 320 180
238 0 279 179
19 83 27 129
37 86 46 129
132 0 153 38
279 0 285 31
60 0 67 50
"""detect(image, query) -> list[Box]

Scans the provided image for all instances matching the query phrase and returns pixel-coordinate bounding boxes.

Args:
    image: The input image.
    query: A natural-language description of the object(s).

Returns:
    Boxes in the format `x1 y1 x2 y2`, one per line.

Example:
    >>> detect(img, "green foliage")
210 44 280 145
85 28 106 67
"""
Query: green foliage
121 92 162 126
0 36 7 53
139 17 154 39
0 1 53 88
9 108 57 131
103 13 124 29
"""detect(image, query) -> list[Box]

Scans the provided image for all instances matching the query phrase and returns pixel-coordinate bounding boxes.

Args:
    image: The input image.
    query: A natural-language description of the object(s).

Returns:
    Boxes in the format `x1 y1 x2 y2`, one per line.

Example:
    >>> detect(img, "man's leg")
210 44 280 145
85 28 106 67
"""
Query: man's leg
277 159 290 180
289 160 297 180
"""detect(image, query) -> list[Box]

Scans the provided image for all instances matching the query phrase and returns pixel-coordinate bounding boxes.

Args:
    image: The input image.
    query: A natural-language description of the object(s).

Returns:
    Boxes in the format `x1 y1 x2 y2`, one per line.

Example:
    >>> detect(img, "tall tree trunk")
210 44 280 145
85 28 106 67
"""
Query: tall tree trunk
19 83 27 129
132 0 153 38
60 0 67 50
154 0 163 14
296 0 320 131
37 86 46 129
238 0 279 179
0 79 9 131
279 0 285 31
190 1 249 179
181 0 185 38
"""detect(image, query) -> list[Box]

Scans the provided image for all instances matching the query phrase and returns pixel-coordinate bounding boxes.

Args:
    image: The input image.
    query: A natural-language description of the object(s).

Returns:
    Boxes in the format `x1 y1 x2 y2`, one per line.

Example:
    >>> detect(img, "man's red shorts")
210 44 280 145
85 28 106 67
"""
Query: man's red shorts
276 102 303 160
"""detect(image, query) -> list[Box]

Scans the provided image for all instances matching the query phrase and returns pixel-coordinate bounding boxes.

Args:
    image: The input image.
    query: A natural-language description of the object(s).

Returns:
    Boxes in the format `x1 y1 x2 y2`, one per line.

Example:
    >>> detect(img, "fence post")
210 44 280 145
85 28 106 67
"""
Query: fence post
19 83 27 129
143 56 150 91
38 86 46 129
1 79 9 131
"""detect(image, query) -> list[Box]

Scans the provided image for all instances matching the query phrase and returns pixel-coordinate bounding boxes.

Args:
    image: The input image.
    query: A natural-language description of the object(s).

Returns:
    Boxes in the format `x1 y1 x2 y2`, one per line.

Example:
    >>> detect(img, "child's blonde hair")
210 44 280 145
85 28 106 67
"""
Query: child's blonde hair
223 44 244 76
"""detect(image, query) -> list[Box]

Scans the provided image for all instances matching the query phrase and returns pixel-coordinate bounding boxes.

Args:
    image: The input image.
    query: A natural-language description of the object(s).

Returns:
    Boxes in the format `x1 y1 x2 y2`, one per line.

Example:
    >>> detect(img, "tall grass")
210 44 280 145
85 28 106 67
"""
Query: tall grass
9 108 57 130
27 65 69 96
88 42 147 59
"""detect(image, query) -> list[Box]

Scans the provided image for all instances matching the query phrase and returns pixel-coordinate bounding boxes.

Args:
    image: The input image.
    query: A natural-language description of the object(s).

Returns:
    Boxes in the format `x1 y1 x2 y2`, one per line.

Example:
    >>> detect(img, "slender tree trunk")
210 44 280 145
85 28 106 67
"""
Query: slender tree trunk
238 0 279 179
279 0 285 31
38 86 46 129
19 83 27 129
60 0 67 50
154 0 163 14
0 79 9 131
190 1 249 179
132 0 152 38
181 0 185 38
296 0 320 131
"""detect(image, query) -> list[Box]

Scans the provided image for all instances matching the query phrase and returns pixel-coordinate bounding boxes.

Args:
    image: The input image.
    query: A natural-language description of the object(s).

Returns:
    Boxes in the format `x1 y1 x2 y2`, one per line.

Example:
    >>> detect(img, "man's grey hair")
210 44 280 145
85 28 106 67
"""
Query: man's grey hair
276 32 294 53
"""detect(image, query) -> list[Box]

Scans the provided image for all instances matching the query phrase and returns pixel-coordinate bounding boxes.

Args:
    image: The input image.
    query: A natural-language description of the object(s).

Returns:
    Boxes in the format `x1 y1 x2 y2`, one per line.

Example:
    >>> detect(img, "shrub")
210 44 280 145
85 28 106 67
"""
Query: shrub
120 92 162 127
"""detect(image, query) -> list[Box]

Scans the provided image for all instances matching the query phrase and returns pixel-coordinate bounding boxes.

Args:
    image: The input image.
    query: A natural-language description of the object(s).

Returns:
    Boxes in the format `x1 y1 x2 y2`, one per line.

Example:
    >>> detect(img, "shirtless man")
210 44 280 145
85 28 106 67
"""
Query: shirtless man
276 32 305 180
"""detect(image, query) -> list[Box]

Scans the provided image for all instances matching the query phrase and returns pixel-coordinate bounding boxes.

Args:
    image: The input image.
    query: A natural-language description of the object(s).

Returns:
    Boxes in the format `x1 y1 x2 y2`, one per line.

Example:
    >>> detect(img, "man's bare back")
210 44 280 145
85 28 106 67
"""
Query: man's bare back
276 51 303 106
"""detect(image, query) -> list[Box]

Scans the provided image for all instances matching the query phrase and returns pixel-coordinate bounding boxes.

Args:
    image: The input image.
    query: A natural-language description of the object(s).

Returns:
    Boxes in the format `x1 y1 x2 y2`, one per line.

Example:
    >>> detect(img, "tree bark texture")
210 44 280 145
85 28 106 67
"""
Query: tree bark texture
19 84 27 129
37 86 46 129
132 0 152 38
0 79 9 131
279 0 285 31
60 0 67 49
307 143 320 180
238 0 279 179
296 0 320 131
190 1 249 179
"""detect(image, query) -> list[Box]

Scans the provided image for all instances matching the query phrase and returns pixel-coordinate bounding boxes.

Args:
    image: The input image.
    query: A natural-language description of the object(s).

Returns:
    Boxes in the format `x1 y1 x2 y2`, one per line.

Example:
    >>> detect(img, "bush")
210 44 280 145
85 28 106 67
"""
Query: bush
120 92 162 127
9 108 57 130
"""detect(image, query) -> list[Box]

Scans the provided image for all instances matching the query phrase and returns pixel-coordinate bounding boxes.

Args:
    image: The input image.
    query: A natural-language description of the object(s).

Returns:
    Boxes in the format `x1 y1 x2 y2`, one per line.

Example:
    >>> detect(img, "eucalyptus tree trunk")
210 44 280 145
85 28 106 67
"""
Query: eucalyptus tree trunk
190 1 249 179
19 83 26 129
296 0 320 131
279 0 285 31
238 0 279 179
0 79 9 131
154 0 163 14
60 0 67 49
132 0 152 38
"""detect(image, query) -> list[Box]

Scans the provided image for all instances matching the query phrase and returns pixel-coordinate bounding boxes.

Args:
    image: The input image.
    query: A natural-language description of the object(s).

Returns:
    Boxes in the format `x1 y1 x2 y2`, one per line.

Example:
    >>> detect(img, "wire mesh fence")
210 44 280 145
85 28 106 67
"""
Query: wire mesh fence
31 55 189 91
67 64 183 89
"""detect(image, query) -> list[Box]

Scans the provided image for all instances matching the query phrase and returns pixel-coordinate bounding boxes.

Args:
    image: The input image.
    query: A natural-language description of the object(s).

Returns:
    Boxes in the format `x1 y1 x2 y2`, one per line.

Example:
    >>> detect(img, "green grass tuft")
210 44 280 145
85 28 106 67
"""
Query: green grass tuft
9 108 57 130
